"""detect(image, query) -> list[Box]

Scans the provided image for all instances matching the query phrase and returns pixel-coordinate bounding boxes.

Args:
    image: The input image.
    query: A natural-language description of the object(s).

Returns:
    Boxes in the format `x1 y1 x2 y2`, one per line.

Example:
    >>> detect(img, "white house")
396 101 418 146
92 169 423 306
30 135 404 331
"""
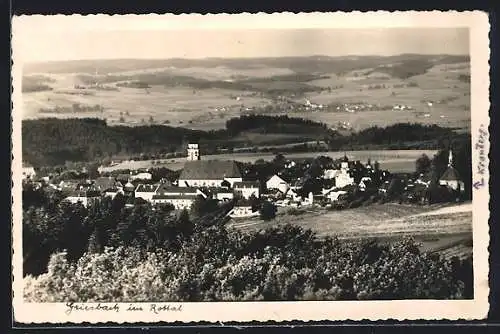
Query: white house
215 190 234 201
301 192 314 206
323 169 339 180
230 200 258 218
206 187 234 201
22 164 36 180
135 183 160 201
233 181 260 199
266 175 289 193
335 161 354 189
63 190 101 208
151 194 198 210
358 176 373 192
325 190 348 202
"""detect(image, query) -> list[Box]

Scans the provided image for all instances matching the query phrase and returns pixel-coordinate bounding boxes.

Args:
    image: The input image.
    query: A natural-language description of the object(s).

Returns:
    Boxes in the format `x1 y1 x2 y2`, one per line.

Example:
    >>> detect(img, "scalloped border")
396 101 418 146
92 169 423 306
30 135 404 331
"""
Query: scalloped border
10 10 491 325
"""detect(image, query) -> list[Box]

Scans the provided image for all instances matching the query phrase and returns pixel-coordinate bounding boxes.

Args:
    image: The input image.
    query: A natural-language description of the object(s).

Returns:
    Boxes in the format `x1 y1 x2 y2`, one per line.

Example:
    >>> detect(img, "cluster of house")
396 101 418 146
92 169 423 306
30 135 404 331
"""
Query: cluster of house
392 104 414 111
23 143 466 218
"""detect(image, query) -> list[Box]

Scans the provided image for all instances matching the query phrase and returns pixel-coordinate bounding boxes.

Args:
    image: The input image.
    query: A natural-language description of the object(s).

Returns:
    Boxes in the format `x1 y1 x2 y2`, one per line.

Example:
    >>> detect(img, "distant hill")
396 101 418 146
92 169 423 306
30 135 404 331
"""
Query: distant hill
23 54 469 76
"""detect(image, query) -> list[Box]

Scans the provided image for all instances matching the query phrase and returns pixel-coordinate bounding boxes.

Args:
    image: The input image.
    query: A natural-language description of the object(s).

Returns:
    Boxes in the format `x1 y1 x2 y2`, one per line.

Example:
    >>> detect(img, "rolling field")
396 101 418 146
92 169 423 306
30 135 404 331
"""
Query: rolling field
228 202 473 257
22 85 270 128
98 149 437 173
289 62 470 131
21 56 470 131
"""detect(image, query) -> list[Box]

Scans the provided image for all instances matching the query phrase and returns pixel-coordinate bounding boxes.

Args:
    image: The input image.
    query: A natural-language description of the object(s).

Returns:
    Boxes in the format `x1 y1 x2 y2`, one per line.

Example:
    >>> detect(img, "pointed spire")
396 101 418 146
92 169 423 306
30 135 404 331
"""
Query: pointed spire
448 148 453 167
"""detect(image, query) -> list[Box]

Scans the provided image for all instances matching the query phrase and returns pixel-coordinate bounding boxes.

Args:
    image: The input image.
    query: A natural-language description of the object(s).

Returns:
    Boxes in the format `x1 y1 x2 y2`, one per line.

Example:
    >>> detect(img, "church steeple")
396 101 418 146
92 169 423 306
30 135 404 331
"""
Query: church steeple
448 149 453 167
187 143 200 161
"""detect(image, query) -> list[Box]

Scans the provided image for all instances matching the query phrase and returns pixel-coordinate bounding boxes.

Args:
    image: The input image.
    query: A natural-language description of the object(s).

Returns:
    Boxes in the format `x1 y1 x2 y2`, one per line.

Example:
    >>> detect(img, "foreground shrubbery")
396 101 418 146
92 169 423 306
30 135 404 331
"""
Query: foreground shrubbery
23 191 473 302
24 222 473 302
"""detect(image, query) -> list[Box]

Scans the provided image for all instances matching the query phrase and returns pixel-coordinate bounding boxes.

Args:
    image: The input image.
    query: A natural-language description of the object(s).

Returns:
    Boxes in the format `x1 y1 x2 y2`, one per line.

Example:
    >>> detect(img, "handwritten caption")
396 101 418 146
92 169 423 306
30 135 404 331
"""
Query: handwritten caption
473 124 488 190
65 302 183 315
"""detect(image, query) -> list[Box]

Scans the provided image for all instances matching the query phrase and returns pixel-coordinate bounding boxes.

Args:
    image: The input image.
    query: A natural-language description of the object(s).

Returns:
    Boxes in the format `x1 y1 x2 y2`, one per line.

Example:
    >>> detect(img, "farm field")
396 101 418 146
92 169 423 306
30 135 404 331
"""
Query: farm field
21 56 470 132
228 202 473 258
22 85 270 128
98 149 438 173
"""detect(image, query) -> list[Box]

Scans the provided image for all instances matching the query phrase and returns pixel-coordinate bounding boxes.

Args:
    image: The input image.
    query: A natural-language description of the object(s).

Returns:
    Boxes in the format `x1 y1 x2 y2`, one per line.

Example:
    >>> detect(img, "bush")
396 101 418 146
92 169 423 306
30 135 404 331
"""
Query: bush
23 230 473 302
260 201 277 221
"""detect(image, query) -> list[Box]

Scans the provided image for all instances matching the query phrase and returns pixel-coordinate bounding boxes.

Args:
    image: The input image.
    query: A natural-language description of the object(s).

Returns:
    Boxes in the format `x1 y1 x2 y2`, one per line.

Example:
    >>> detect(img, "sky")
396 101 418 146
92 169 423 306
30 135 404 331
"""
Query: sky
12 14 470 63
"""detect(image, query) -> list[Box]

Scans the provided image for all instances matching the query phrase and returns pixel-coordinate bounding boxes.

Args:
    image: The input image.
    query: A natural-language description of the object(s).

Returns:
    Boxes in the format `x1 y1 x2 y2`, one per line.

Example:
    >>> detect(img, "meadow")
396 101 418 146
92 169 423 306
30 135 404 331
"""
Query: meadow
228 202 473 259
98 149 438 173
21 56 470 132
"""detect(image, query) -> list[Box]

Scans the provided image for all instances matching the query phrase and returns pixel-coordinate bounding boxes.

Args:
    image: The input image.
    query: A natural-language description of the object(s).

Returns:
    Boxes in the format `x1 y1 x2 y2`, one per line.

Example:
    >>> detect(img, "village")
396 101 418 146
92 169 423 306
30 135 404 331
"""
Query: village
22 140 467 220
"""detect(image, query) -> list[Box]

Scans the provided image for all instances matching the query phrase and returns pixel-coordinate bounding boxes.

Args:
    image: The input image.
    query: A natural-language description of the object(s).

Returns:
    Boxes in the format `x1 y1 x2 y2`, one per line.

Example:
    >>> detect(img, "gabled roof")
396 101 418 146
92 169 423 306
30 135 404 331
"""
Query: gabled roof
156 185 199 195
94 177 119 191
179 160 242 180
266 174 287 184
440 166 462 181
135 184 159 193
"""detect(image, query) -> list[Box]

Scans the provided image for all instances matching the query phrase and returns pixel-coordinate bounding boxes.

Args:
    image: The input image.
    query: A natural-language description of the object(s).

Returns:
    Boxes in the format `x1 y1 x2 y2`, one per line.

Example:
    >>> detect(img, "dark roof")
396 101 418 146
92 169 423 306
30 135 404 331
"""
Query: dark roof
440 167 462 181
152 194 199 200
235 198 254 207
135 184 159 192
116 174 131 181
156 185 199 195
104 187 122 193
233 181 260 188
179 160 242 180
204 187 233 194
94 177 118 191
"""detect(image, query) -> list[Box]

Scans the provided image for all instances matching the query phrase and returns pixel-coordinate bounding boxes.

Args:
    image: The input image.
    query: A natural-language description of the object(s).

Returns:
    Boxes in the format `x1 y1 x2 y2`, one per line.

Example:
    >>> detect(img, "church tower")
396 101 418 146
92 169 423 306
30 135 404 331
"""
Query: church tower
187 143 200 161
448 148 453 167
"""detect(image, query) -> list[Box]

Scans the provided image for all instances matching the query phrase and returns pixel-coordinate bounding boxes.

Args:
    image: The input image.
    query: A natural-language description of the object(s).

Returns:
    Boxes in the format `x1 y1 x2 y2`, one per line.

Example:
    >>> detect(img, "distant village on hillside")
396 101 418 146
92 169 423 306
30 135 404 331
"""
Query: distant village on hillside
22 140 467 219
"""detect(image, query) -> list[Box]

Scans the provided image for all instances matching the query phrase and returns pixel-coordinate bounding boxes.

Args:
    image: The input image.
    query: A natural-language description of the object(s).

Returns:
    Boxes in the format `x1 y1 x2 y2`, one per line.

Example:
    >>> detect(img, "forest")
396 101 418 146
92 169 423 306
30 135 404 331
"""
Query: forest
22 117 465 167
23 192 473 302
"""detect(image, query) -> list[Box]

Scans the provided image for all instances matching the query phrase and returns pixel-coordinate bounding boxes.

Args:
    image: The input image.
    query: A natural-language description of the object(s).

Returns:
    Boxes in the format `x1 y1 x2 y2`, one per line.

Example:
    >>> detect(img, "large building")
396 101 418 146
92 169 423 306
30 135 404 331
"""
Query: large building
178 144 243 187
335 157 355 189
151 185 205 209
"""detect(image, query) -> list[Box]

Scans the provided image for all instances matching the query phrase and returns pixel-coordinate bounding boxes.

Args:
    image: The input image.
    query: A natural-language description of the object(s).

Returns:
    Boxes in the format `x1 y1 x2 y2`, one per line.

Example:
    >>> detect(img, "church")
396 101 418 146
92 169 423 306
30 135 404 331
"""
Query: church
177 144 243 188
439 149 465 192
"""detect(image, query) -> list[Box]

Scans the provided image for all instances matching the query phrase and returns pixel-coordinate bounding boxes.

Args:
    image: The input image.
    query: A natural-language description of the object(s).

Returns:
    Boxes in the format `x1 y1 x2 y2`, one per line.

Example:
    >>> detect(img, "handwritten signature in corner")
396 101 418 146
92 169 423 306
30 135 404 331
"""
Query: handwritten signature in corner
473 124 488 190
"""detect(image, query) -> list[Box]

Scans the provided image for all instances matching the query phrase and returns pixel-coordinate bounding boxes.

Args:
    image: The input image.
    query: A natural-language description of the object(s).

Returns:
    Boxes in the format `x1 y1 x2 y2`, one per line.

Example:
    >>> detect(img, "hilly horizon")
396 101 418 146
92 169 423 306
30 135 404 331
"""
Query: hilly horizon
23 54 470 75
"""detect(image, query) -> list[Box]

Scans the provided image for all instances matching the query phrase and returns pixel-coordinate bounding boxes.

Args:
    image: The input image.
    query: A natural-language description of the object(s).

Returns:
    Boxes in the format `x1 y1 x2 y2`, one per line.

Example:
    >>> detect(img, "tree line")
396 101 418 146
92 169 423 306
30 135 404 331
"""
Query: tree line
23 116 465 168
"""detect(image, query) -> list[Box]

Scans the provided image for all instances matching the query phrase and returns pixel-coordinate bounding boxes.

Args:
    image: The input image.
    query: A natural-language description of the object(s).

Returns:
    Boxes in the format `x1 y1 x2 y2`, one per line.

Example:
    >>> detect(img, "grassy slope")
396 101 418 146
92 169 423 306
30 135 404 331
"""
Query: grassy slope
228 202 473 257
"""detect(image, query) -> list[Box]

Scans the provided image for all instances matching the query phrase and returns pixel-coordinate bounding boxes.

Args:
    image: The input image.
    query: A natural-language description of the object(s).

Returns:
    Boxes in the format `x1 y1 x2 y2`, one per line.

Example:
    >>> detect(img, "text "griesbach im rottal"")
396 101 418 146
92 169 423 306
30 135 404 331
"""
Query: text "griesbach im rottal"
65 302 183 315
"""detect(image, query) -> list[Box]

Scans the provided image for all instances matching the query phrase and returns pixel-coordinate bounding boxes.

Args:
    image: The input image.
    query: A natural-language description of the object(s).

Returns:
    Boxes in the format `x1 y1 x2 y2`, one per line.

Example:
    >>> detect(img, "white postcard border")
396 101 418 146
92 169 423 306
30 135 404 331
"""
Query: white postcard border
11 11 491 323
